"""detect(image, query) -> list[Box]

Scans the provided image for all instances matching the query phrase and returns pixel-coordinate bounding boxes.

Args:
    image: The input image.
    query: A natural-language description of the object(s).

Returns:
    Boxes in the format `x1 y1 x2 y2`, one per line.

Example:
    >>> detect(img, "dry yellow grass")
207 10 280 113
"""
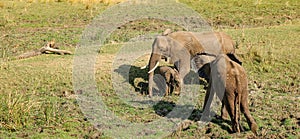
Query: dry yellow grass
0 1 4 8
68 0 126 4
19 0 127 4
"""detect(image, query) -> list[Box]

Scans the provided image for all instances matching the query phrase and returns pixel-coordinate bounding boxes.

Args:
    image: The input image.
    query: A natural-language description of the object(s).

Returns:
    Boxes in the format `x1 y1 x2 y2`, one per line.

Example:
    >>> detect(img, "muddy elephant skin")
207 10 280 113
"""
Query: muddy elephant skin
203 54 258 135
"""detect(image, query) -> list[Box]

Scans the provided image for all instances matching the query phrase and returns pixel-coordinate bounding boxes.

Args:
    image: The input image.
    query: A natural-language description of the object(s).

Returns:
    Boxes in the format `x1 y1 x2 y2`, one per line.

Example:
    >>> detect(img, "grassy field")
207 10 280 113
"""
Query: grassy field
0 0 299 138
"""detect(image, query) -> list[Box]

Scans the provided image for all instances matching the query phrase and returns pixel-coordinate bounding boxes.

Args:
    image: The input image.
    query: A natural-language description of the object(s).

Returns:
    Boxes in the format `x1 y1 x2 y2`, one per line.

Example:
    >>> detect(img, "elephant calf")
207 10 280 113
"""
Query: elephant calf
203 54 258 134
158 66 181 96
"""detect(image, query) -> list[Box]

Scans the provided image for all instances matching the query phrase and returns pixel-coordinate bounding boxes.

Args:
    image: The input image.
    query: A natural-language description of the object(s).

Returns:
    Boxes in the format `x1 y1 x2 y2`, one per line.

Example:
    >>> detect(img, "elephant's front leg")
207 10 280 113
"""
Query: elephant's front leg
175 59 191 95
164 71 171 96
203 80 211 110
164 83 169 96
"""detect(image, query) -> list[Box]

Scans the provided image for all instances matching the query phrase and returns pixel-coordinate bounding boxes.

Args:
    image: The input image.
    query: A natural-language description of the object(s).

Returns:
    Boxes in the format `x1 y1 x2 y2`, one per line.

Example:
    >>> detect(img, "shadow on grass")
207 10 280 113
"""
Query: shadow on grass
152 100 252 134
114 64 149 95
114 64 209 95
153 101 254 134
114 64 248 133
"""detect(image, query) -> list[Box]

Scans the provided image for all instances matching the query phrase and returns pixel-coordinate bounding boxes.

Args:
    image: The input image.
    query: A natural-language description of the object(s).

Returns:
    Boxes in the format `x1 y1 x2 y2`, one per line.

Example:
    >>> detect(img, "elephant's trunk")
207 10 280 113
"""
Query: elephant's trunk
148 53 161 97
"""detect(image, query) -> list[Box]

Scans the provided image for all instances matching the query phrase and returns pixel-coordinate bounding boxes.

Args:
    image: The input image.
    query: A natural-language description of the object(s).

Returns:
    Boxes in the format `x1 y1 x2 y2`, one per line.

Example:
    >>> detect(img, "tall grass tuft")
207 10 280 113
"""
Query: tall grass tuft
0 91 41 131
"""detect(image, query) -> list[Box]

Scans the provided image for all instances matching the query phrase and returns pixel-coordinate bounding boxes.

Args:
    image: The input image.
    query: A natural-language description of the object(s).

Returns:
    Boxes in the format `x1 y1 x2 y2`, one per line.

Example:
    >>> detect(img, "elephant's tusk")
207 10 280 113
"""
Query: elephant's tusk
148 62 159 73
140 65 148 69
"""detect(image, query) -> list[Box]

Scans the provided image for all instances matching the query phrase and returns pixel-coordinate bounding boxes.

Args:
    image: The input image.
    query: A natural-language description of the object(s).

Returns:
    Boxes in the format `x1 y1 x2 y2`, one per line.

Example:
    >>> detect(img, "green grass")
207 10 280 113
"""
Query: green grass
180 0 299 28
0 0 300 138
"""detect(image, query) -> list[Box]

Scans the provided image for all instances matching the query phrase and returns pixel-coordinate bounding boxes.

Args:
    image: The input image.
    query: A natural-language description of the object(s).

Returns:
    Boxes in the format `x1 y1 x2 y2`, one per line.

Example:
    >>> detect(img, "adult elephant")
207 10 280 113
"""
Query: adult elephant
145 29 241 96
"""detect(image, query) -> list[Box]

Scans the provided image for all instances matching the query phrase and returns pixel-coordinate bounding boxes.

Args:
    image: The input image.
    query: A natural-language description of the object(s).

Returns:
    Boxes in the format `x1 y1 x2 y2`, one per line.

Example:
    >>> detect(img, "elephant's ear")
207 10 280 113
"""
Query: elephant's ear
226 53 242 65
184 35 205 57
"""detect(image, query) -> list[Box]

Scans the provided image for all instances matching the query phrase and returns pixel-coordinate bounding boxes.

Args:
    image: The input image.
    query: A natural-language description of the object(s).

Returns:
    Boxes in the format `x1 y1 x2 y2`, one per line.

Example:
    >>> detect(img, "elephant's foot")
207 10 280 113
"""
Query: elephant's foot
250 122 258 135
173 91 180 95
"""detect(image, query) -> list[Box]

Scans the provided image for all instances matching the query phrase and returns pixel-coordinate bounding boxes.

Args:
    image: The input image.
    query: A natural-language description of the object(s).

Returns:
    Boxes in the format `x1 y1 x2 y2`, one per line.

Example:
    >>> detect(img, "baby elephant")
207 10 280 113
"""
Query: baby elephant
203 54 258 135
158 66 181 96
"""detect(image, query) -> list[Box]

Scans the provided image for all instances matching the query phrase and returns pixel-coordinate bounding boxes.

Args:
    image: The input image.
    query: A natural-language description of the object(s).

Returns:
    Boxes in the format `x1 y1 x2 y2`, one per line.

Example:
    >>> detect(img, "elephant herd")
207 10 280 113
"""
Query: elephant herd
141 29 258 134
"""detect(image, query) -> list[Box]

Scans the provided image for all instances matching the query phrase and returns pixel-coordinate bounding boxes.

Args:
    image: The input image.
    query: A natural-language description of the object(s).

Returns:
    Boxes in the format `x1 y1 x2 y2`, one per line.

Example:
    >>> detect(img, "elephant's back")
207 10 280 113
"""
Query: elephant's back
215 32 236 54
225 55 248 91
193 32 235 55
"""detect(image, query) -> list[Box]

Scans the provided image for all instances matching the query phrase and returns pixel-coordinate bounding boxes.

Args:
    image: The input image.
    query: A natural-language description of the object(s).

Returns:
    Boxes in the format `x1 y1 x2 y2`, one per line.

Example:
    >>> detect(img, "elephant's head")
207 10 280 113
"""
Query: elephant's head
146 31 205 96
147 36 171 74
147 35 184 96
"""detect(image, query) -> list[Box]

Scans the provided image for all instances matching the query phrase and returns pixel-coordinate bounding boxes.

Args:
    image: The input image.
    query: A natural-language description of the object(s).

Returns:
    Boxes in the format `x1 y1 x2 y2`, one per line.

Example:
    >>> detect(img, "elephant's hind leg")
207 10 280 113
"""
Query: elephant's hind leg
221 100 229 120
224 91 240 133
241 93 258 135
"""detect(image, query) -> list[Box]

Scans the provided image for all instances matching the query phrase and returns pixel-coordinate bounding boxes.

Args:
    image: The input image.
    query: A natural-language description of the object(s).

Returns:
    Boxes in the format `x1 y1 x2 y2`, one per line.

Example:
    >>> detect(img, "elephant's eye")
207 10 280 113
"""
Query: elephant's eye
159 45 167 52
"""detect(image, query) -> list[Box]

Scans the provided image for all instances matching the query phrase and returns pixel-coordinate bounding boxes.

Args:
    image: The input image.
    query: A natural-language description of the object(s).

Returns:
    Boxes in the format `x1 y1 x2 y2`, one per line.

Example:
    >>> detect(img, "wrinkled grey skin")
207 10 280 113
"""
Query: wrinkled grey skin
157 66 181 96
147 35 192 97
146 29 241 96
203 54 258 135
